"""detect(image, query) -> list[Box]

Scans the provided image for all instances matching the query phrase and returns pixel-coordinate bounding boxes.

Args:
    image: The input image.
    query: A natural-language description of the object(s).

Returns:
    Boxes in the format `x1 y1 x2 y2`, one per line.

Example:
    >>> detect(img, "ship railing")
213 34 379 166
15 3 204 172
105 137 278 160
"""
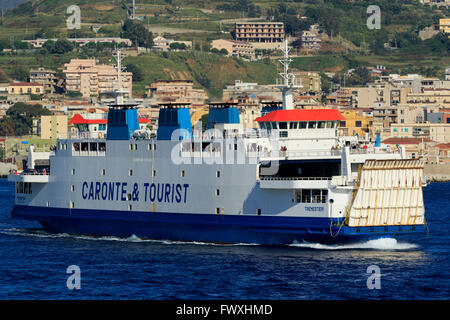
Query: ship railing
72 150 106 157
19 171 50 176
349 147 394 155
258 149 342 159
260 176 331 181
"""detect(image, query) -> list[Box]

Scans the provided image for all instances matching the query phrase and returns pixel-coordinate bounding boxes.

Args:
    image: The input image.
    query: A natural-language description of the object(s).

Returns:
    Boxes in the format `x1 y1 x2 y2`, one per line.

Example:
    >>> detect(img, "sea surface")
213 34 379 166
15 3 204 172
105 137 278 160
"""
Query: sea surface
0 179 448 299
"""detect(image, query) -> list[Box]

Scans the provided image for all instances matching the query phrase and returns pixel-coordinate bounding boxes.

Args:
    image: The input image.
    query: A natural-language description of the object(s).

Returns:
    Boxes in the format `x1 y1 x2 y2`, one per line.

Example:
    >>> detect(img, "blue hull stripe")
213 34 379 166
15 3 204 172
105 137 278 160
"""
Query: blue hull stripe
12 205 425 245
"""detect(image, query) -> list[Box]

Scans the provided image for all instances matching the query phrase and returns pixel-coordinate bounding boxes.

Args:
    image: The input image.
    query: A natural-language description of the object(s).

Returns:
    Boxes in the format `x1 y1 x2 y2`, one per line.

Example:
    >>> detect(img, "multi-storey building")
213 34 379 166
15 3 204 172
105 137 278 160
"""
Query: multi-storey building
63 59 132 99
439 18 450 34
210 39 255 59
389 122 450 143
292 71 321 94
29 68 63 94
338 108 374 138
299 30 321 51
34 115 68 139
146 80 207 104
234 22 284 49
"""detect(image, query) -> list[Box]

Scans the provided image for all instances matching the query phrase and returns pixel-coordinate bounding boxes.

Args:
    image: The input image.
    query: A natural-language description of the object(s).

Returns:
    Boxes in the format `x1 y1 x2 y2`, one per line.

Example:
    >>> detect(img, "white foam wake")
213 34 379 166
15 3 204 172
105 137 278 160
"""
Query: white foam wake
0 228 259 246
290 238 419 251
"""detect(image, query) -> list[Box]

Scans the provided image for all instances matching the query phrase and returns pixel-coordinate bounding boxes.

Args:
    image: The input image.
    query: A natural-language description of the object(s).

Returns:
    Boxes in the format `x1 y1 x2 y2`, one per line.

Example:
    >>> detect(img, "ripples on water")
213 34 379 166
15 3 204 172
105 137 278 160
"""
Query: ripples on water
0 180 448 299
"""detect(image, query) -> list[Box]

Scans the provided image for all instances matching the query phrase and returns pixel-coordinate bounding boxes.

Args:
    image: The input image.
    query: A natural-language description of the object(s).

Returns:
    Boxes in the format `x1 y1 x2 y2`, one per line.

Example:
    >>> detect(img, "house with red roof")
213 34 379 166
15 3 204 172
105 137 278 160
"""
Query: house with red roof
69 114 151 139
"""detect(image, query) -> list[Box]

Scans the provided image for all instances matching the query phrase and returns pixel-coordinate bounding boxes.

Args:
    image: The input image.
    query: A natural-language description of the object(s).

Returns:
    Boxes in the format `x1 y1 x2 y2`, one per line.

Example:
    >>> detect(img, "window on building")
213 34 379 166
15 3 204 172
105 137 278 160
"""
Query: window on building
355 121 362 127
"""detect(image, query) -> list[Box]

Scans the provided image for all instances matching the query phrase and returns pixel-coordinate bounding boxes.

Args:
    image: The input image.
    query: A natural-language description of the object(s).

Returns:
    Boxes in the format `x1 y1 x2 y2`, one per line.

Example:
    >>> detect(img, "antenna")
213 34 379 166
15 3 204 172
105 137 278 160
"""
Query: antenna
113 49 128 105
276 40 301 110
130 0 136 20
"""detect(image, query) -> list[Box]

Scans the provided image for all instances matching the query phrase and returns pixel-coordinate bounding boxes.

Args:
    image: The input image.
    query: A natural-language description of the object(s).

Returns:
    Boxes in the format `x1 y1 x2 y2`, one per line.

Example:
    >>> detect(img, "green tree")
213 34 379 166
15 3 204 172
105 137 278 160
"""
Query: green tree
10 66 28 82
126 63 144 82
122 19 154 48
2 102 51 136
66 91 83 98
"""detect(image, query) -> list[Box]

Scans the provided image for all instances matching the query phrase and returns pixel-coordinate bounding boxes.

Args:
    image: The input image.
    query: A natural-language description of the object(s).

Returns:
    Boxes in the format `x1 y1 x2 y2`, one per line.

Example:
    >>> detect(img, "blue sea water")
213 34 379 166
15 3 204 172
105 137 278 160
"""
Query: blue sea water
0 179 448 299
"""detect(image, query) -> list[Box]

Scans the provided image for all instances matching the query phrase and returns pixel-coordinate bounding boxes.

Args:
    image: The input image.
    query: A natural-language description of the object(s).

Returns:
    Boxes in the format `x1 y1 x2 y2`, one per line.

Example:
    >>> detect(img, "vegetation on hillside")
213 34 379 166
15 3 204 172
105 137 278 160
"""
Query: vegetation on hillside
0 103 51 136
0 0 449 97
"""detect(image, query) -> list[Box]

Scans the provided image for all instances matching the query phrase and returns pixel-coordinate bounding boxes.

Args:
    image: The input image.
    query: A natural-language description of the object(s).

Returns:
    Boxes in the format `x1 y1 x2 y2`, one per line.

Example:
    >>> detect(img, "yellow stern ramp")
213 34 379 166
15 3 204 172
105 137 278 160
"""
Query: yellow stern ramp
346 159 425 227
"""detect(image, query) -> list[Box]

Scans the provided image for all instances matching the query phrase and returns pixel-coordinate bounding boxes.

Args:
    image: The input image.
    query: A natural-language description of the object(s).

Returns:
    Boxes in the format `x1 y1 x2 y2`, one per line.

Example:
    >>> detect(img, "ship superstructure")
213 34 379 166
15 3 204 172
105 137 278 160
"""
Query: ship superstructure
8 46 426 244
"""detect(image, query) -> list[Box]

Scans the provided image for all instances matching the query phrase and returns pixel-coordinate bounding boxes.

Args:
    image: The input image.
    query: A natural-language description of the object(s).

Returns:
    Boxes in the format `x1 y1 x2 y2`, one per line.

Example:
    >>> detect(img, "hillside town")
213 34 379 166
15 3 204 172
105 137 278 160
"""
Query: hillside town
1 8 450 179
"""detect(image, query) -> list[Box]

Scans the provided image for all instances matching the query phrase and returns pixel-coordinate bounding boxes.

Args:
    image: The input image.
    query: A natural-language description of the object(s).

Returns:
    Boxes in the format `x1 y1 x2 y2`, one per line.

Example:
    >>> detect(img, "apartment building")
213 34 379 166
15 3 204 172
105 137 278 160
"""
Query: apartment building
63 59 132 98
210 39 255 59
292 71 321 94
439 18 450 34
235 22 284 49
389 122 450 143
146 80 207 104
29 68 63 94
8 82 44 95
34 115 68 139
299 30 322 51
406 88 450 108
338 108 374 138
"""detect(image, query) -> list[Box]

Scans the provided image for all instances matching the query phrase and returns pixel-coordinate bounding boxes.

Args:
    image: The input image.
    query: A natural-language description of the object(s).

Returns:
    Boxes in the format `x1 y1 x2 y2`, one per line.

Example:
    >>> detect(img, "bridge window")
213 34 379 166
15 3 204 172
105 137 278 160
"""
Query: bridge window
90 143 97 151
279 122 287 130
295 189 328 203
309 121 317 129
299 122 307 129
289 122 298 129
318 121 326 129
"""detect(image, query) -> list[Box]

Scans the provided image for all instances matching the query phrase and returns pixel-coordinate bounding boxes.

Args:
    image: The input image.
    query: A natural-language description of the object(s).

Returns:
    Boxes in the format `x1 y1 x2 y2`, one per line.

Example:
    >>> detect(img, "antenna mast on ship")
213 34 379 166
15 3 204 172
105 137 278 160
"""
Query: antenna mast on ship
276 40 301 110
113 49 127 106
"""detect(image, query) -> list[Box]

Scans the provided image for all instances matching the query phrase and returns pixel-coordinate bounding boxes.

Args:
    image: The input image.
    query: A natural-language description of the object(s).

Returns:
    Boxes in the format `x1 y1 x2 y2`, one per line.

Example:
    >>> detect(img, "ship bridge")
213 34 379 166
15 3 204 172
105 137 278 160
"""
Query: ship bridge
255 108 344 151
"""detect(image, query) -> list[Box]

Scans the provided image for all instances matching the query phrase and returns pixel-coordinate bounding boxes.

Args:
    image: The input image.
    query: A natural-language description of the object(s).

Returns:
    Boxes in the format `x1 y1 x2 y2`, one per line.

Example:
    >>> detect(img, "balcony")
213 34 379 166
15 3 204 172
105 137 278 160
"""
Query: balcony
8 172 49 183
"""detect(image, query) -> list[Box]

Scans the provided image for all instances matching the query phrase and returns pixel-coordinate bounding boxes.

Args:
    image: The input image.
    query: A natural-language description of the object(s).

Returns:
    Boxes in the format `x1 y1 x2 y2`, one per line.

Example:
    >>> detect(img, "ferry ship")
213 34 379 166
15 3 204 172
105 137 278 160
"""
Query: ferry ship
8 44 427 245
